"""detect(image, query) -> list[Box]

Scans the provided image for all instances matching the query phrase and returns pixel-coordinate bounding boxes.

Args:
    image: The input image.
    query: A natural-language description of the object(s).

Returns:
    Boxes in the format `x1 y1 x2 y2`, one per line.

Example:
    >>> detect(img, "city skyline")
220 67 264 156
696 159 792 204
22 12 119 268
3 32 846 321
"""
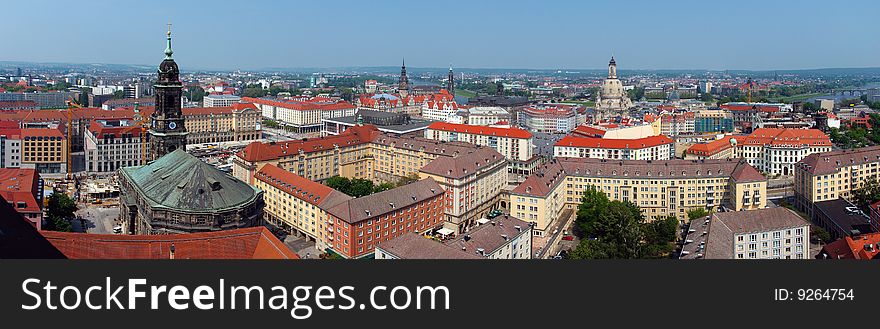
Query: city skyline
1 0 878 71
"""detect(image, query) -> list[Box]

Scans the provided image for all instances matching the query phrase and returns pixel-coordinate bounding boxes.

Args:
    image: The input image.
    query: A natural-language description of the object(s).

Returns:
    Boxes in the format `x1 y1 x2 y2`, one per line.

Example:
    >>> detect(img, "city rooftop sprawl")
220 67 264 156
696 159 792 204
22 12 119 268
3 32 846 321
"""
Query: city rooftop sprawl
6 26 880 260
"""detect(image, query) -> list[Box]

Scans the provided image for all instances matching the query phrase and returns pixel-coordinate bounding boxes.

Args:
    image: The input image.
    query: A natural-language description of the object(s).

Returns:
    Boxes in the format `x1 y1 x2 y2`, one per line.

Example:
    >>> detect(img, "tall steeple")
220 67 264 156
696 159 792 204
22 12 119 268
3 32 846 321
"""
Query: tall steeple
149 23 188 161
446 65 454 96
398 58 409 98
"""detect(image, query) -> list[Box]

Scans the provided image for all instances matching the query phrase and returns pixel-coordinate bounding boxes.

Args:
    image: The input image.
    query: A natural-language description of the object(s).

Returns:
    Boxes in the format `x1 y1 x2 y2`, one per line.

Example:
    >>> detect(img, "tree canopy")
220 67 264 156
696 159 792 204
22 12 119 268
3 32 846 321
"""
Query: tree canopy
569 187 678 259
44 192 76 232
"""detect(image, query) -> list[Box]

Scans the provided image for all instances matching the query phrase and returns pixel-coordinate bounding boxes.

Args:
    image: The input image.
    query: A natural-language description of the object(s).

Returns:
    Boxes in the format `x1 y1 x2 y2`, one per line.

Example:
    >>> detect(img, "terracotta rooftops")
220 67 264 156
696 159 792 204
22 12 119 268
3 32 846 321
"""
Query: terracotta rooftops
742 128 831 147
243 97 355 111
377 233 481 259
687 135 742 156
427 122 533 139
0 168 40 214
820 233 880 260
255 164 351 209
40 226 298 259
21 128 64 138
555 135 673 150
236 124 381 162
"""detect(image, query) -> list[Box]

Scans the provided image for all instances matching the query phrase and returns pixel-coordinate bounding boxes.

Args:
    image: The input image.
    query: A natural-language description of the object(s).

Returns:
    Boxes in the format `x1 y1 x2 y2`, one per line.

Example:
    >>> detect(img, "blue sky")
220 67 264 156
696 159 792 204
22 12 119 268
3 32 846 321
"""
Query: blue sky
1 0 878 70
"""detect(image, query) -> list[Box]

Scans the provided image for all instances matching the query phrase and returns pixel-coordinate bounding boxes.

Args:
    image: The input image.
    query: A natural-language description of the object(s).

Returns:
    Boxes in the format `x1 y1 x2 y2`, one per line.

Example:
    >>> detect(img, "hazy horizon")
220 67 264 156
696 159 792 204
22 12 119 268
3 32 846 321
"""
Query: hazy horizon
1 0 878 71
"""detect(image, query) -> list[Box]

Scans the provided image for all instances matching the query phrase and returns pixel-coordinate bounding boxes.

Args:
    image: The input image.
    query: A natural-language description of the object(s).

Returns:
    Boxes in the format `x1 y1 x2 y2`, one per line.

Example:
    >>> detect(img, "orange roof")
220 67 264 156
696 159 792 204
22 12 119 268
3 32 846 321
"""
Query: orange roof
686 135 742 156
0 168 40 214
821 233 880 260
427 122 533 139
88 120 144 138
555 135 673 150
237 124 381 162
40 226 298 259
572 125 607 137
742 128 831 147
255 164 351 208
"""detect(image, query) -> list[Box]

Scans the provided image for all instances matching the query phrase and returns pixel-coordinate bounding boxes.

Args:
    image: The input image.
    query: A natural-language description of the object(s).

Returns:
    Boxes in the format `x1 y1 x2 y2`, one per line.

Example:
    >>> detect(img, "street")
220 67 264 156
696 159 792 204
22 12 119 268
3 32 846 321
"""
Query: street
73 205 120 234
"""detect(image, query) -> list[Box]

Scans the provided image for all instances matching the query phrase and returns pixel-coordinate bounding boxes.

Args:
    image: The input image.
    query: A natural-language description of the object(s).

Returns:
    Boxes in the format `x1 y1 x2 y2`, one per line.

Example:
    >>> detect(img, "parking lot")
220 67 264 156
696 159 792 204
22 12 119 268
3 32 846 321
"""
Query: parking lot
73 204 121 234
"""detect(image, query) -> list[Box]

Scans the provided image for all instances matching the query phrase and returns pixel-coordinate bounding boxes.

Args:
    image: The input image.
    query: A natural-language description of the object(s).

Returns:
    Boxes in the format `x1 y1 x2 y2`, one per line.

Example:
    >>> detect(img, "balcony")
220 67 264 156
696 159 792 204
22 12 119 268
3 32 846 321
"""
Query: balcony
742 199 751 206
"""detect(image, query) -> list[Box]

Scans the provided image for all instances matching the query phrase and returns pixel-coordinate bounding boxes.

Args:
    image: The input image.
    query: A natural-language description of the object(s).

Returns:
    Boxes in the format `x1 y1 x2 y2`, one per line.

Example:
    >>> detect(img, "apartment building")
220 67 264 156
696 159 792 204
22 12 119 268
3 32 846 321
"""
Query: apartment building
419 147 508 234
246 96 356 135
254 164 352 251
183 103 262 144
695 109 734 133
658 112 695 136
464 106 510 126
739 128 831 176
20 128 67 174
325 178 446 259
553 135 674 160
794 146 880 216
510 157 766 236
84 119 143 174
425 122 534 162
680 207 810 259
518 103 582 133
233 124 484 186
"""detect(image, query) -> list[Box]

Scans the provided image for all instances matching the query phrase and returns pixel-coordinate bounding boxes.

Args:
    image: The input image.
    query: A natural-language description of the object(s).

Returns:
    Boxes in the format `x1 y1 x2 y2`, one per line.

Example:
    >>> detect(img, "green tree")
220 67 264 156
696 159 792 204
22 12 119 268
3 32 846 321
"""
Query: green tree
112 90 125 99
395 173 420 187
324 176 352 193
373 182 394 193
348 178 376 198
574 186 610 238
44 192 76 232
572 201 645 259
811 226 832 244
852 176 880 210
242 87 268 98
687 208 709 221
186 86 206 102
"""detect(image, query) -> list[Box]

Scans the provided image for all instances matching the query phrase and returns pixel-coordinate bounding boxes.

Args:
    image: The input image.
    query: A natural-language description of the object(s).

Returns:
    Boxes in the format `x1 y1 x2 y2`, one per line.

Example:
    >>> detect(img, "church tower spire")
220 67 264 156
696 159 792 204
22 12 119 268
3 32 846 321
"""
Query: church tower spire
447 65 454 96
608 56 617 79
149 24 188 161
398 58 409 98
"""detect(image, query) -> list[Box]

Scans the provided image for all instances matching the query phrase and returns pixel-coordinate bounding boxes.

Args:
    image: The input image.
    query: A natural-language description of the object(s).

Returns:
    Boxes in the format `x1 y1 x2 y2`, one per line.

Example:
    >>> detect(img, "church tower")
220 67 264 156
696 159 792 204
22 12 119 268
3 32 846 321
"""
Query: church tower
608 56 617 79
398 59 410 98
447 65 455 96
148 24 188 161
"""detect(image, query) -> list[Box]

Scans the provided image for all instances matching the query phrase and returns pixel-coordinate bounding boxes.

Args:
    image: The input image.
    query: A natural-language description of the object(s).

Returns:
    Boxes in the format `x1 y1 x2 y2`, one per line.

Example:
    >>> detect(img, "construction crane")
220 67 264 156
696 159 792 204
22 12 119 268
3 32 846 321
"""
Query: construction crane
65 98 84 180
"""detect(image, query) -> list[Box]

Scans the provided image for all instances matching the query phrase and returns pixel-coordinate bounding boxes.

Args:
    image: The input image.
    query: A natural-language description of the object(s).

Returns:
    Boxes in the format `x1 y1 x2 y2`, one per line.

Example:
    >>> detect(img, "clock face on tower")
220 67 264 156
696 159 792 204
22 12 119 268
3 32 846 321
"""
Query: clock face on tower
168 122 177 130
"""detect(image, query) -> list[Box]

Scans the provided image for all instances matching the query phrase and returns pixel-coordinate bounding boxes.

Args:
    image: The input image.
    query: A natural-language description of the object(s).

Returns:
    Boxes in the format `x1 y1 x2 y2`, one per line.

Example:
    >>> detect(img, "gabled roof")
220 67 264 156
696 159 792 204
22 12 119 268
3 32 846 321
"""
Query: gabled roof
687 135 741 156
326 178 443 224
377 233 481 259
419 147 506 179
820 233 880 260
742 128 830 147
705 208 809 259
255 164 351 210
798 145 880 175
119 149 261 212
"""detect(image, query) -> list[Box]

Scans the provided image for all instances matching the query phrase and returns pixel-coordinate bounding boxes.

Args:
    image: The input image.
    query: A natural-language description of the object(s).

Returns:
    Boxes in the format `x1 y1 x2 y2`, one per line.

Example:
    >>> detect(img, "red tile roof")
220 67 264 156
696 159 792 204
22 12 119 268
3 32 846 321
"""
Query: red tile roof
237 124 381 162
21 127 65 138
555 135 673 150
40 227 298 259
255 164 351 209
88 120 144 138
571 125 607 138
742 128 831 147
0 168 41 214
820 233 880 260
427 122 533 139
686 135 742 156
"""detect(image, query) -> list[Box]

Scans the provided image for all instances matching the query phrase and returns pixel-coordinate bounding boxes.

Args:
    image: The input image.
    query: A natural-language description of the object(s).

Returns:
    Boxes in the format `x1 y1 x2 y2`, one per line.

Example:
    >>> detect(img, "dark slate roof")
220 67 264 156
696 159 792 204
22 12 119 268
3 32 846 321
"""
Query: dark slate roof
325 178 443 224
814 198 874 236
120 149 262 212
419 147 506 179
377 233 481 259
